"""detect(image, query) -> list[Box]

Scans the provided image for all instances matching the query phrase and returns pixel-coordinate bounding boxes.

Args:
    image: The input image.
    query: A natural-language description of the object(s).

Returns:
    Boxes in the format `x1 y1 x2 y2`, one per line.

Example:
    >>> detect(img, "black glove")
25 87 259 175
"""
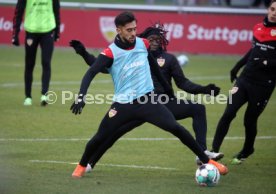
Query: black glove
203 84 220 96
53 28 60 42
69 40 86 56
12 35 20 46
70 94 86 115
230 67 239 83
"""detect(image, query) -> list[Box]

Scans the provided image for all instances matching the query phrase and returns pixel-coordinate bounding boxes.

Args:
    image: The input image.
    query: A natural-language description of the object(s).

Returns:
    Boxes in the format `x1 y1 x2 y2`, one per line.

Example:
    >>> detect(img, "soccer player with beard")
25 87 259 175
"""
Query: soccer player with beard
70 23 223 172
70 11 228 178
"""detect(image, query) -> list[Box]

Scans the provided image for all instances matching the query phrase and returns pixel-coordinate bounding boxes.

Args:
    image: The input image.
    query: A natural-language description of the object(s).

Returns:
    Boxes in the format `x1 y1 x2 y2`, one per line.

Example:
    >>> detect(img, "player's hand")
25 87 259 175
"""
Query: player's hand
69 40 86 55
230 67 239 83
54 32 60 42
53 28 60 42
12 35 20 46
203 84 220 96
70 94 86 115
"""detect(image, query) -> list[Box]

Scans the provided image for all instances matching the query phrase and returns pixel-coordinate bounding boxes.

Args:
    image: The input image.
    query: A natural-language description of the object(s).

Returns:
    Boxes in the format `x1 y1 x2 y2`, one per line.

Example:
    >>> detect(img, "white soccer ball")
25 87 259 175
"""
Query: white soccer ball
177 54 189 67
195 164 220 187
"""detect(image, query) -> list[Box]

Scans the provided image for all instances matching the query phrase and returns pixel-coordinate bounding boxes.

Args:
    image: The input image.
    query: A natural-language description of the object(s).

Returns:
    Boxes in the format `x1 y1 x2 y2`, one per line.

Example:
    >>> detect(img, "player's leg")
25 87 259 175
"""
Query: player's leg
87 120 144 170
72 103 134 178
165 98 223 161
24 32 39 105
40 32 54 106
212 80 248 153
139 101 228 175
165 98 207 151
232 83 275 164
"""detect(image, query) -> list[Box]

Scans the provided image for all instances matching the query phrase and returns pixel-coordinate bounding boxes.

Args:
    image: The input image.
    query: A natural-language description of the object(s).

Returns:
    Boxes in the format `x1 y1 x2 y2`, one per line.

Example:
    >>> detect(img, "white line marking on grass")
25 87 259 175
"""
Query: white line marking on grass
1 136 276 142
29 160 178 171
0 80 112 88
0 76 228 88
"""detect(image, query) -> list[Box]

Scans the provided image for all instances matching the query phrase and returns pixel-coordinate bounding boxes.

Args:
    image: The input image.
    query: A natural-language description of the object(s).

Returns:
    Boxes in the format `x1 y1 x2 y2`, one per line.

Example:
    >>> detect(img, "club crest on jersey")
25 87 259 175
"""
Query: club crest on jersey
108 108 117 118
230 86 239 94
271 29 276 37
27 39 33 46
157 57 165 67
99 16 116 43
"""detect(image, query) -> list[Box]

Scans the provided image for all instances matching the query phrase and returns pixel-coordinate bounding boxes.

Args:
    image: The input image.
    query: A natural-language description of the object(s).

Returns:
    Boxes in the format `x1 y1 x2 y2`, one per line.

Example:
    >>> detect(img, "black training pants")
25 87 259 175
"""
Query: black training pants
79 94 209 166
88 97 207 168
212 77 275 154
24 31 54 98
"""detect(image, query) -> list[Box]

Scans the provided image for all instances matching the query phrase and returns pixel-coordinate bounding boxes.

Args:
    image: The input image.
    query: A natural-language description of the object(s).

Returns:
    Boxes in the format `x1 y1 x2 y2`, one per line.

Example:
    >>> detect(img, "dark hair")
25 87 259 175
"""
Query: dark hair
114 11 137 27
270 0 276 7
138 22 169 51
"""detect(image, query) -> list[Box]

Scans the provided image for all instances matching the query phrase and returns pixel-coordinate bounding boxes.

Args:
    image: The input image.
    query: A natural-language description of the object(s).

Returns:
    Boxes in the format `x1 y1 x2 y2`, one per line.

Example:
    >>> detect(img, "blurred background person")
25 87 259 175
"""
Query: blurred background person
12 0 60 106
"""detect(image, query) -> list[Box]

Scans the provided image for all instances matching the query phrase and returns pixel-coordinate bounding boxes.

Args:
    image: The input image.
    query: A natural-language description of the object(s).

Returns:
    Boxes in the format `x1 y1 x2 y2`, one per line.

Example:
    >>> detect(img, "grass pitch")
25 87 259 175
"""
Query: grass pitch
0 45 275 194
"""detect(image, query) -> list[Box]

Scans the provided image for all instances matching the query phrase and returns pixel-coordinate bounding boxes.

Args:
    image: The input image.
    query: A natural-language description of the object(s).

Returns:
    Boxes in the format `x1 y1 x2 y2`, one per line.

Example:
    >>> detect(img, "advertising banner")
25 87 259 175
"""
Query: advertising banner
0 6 263 54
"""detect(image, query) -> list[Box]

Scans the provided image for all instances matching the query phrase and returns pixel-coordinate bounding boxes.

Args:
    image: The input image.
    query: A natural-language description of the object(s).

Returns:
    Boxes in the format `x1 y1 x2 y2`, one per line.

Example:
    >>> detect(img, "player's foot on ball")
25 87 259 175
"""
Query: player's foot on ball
208 159 228 175
205 150 224 161
23 97 32 106
72 164 86 178
195 150 224 166
40 95 48 106
85 163 92 173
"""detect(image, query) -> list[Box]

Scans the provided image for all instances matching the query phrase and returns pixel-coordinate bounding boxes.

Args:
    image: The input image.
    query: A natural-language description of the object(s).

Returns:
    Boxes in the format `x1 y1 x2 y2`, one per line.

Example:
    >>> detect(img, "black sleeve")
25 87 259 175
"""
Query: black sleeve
12 0 26 37
82 51 96 66
80 51 109 74
53 0 60 33
147 52 174 96
232 49 251 71
170 54 205 94
79 54 113 95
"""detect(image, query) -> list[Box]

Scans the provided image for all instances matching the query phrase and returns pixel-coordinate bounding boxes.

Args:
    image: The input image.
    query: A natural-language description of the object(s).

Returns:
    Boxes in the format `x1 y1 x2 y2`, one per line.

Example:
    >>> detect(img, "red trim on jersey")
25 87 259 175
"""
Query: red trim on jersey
253 23 276 42
101 47 113 58
101 38 149 58
142 38 150 49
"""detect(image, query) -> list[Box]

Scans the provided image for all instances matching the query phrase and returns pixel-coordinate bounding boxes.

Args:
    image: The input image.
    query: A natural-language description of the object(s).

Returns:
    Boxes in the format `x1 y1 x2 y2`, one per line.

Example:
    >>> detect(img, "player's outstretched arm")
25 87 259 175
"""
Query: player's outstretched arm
70 54 112 114
69 40 96 66
69 40 109 74
169 54 220 96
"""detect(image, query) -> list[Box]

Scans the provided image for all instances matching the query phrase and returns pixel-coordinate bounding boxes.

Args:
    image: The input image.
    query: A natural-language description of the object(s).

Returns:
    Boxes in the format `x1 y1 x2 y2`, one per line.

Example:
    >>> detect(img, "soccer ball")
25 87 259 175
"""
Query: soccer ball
195 164 220 187
177 54 189 67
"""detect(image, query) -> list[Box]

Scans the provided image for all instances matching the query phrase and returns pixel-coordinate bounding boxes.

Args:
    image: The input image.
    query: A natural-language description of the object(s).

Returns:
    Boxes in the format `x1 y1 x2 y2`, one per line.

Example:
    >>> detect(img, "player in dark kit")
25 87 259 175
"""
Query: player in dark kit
12 0 60 106
70 11 228 178
70 23 224 172
212 0 276 164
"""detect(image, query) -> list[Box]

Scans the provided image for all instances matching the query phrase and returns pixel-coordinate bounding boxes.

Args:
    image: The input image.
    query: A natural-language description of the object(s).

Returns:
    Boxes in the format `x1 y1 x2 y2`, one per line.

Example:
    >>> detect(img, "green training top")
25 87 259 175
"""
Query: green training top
24 0 56 33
